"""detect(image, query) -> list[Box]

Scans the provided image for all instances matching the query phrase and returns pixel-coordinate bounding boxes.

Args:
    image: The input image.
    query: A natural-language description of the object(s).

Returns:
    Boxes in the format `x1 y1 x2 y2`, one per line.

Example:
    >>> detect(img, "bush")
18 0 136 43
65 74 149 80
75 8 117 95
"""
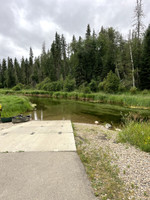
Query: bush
98 81 105 91
63 77 76 92
36 78 63 92
130 87 137 94
142 89 149 95
89 80 98 92
104 71 120 93
12 83 24 91
118 121 150 152
118 83 126 92
78 82 91 94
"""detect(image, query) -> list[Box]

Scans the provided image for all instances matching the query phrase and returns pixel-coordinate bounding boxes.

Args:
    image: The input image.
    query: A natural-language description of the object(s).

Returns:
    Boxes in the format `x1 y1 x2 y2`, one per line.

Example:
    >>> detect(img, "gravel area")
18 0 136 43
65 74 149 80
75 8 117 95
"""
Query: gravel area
74 123 150 200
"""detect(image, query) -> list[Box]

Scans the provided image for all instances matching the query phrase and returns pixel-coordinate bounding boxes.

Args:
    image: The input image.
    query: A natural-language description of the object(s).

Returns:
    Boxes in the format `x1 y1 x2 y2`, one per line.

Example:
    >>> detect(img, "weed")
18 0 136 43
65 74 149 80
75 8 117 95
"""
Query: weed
118 121 150 152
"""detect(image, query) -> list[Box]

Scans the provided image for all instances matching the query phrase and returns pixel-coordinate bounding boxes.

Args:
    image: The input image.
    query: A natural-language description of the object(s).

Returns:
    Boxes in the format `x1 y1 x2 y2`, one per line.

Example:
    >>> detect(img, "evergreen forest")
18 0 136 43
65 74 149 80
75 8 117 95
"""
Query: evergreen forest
0 1 150 93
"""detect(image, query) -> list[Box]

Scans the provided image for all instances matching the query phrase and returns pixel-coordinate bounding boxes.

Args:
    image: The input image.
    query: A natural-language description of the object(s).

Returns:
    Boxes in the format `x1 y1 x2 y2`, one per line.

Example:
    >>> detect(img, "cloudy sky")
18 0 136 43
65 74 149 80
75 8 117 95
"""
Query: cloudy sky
0 0 149 61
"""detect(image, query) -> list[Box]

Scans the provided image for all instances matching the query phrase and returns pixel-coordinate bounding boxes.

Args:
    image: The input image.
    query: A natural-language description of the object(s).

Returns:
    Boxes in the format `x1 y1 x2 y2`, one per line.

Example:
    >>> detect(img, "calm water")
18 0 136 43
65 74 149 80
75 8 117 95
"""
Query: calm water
29 97 150 125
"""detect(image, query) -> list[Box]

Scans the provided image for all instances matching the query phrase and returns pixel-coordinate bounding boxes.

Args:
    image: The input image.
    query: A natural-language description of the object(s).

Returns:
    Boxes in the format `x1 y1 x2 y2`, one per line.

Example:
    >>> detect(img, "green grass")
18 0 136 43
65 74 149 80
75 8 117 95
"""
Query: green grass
0 95 33 117
1 89 150 108
118 122 150 152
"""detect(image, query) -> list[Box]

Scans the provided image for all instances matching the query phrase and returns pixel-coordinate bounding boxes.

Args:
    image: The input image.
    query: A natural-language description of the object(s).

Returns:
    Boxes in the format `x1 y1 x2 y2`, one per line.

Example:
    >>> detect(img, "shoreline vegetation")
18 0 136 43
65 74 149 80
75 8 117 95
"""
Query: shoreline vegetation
1 89 150 109
0 95 33 118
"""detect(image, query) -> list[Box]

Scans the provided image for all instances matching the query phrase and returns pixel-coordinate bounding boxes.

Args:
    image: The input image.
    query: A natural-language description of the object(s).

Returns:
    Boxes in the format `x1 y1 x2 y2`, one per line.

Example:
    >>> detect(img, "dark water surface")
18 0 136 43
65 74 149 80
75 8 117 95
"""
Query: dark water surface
29 97 150 126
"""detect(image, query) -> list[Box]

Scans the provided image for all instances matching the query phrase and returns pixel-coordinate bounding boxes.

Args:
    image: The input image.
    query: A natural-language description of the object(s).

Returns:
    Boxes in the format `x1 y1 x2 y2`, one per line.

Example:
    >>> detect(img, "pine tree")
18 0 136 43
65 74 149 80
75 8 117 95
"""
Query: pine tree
1 59 7 88
140 25 150 89
86 24 91 40
14 58 21 84
6 57 16 88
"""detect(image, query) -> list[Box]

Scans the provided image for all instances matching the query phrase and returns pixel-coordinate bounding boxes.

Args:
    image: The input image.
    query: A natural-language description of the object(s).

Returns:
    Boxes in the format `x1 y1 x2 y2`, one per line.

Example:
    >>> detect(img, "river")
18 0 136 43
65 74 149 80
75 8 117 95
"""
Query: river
28 97 150 126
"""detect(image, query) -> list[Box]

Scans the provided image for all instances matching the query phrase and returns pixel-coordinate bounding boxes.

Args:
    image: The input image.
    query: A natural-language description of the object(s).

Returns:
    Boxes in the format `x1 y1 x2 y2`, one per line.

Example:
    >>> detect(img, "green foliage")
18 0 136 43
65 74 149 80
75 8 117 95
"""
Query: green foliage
12 83 24 91
118 121 150 152
63 77 76 92
0 95 32 117
36 78 63 91
98 81 105 91
142 89 149 95
140 25 150 89
79 82 91 94
103 71 120 93
89 79 98 92
118 83 126 92
130 87 137 94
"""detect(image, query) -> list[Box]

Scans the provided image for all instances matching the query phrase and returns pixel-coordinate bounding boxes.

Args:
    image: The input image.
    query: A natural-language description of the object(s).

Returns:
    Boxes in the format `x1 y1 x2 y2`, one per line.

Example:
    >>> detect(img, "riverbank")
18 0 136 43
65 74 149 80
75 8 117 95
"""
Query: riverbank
74 123 150 200
1 89 150 109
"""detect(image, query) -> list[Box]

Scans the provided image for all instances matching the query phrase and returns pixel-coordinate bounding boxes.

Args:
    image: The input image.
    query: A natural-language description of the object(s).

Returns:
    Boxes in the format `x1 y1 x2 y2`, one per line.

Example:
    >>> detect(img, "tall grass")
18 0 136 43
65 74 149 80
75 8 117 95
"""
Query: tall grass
1 89 150 108
118 122 150 152
0 95 32 117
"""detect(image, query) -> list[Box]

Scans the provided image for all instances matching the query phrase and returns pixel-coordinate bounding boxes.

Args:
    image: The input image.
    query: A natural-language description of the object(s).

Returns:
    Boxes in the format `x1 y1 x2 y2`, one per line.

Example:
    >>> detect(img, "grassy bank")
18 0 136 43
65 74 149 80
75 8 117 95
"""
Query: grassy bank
0 95 33 118
118 122 150 152
1 89 150 108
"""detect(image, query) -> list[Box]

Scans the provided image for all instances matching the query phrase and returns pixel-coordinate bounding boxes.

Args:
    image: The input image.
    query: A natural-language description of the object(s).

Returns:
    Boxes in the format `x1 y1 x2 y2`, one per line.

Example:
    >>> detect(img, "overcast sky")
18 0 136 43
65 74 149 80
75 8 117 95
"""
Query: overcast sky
0 0 149 61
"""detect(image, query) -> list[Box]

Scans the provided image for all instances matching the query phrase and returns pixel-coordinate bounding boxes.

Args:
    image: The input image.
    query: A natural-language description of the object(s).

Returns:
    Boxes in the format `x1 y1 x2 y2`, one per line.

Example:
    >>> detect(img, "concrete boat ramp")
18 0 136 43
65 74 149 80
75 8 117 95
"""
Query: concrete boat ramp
0 120 76 152
0 120 97 200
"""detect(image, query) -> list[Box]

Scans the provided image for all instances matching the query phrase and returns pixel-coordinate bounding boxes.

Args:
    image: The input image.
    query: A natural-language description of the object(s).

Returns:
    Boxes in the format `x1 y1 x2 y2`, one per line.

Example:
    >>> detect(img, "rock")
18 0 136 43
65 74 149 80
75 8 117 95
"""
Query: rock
115 128 121 132
105 123 112 129
94 121 99 125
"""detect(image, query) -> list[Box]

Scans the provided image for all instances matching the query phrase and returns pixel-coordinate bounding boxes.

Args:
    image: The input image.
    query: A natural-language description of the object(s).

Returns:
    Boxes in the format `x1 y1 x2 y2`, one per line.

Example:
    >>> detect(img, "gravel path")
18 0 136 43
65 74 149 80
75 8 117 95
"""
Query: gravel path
74 123 150 200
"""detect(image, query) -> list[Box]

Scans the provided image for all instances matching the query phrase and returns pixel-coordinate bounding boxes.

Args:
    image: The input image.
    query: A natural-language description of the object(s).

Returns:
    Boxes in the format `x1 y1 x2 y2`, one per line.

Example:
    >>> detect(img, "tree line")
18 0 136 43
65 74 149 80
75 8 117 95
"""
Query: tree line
0 1 150 92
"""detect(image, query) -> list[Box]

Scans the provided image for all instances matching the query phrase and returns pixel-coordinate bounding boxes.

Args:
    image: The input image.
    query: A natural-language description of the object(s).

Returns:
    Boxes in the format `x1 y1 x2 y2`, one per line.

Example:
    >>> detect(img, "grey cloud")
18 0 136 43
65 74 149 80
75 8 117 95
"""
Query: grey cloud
0 0 150 60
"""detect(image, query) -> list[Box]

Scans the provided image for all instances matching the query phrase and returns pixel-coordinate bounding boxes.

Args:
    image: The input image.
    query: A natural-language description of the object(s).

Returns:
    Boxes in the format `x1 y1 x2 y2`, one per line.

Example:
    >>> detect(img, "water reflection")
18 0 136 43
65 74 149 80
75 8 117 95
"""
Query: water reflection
29 97 150 125
34 110 44 121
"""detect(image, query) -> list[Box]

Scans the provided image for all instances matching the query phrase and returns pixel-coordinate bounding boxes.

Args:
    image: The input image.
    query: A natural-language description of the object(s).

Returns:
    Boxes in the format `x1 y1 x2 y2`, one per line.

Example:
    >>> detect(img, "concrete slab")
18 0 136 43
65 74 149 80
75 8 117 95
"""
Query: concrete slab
0 120 76 152
0 152 97 200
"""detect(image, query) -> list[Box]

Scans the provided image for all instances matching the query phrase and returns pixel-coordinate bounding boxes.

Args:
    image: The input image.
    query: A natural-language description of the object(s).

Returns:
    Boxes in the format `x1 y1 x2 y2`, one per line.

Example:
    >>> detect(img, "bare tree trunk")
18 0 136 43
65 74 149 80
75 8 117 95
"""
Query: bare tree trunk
129 43 135 87
115 64 121 80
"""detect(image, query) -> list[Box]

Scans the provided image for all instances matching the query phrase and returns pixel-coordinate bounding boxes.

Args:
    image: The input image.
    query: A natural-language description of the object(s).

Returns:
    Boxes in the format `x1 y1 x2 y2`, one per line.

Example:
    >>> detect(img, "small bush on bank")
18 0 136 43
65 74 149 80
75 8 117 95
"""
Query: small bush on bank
98 81 105 91
79 82 91 94
36 78 63 92
118 122 150 152
103 71 120 93
89 79 98 92
130 87 137 94
63 77 76 92
142 89 149 95
12 83 24 91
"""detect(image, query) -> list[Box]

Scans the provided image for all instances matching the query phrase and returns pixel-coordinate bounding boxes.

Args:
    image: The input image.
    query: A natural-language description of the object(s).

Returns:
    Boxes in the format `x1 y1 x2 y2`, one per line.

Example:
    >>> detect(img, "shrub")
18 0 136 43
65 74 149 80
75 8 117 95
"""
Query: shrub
78 82 91 93
83 86 91 94
142 89 149 95
63 77 76 92
12 83 24 91
98 81 105 91
104 71 120 93
130 87 137 94
89 80 98 92
118 83 126 92
118 121 150 152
